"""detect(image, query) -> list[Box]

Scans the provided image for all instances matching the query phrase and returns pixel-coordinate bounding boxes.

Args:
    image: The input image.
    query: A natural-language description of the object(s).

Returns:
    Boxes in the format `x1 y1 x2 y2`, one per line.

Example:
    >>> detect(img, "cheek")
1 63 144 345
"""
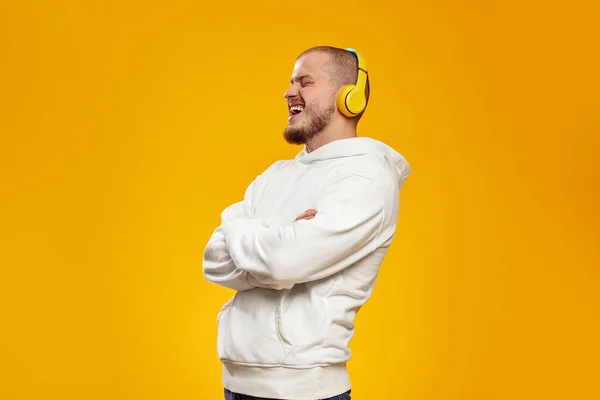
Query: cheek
304 97 321 110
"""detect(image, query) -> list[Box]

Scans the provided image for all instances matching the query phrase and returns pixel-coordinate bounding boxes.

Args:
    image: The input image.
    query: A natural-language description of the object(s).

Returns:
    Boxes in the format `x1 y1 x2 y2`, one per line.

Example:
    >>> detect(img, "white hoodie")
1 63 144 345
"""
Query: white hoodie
203 137 411 399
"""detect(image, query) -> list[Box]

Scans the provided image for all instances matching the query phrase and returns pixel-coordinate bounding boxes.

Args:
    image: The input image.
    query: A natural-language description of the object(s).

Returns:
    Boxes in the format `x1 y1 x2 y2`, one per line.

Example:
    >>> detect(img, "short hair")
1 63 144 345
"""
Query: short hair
297 45 371 122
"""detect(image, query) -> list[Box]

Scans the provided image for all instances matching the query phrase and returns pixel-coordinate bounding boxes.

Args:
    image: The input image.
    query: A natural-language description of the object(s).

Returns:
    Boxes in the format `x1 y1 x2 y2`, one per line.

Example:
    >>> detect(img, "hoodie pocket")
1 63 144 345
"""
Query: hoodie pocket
275 290 294 349
217 288 294 365
278 278 336 364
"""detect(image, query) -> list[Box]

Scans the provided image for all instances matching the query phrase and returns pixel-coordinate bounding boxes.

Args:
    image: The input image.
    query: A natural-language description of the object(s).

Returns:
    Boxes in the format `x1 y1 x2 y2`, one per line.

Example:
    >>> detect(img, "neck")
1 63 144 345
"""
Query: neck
305 119 357 153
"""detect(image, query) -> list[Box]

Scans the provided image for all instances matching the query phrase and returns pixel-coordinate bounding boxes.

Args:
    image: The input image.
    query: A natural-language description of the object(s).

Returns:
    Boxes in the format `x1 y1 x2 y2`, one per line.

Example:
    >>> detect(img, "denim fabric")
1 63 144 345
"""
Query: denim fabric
224 388 351 400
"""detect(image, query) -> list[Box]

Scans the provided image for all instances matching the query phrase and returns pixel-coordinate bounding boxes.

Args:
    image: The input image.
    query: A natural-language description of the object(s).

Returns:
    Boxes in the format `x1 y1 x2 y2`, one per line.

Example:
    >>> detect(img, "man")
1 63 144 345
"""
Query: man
202 46 411 400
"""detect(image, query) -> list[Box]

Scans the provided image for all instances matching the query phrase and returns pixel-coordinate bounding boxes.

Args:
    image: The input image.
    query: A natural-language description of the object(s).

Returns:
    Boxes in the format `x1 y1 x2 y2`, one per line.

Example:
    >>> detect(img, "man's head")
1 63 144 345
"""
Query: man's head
282 46 371 147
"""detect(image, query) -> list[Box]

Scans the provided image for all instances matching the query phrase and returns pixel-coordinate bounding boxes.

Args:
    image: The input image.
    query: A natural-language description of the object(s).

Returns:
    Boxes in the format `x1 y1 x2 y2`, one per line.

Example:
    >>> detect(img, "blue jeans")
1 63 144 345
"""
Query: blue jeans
224 388 351 400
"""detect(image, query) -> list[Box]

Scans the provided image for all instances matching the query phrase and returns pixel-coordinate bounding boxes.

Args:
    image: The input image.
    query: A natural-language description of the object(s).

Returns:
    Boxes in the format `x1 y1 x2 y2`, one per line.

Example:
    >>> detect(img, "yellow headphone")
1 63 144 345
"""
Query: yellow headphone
336 48 368 118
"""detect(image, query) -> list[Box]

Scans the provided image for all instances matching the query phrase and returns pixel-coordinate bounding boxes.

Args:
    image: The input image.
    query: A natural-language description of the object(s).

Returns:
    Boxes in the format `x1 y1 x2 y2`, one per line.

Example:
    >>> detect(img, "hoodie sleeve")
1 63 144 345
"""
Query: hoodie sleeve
202 178 286 291
221 171 390 288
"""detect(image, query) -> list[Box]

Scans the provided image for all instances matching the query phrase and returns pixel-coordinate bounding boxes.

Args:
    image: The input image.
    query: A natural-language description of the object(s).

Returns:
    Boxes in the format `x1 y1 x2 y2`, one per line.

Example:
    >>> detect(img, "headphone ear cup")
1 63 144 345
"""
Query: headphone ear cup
337 84 356 117
345 88 366 116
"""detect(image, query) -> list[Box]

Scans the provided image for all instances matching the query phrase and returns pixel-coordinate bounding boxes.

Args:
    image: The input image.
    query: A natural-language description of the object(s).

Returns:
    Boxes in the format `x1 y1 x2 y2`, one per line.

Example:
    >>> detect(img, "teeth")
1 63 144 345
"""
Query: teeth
290 105 304 113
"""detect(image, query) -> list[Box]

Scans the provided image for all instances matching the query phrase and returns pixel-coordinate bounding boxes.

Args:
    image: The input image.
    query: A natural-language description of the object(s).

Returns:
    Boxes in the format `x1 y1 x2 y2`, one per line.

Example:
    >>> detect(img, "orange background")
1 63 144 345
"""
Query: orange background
1 1 599 399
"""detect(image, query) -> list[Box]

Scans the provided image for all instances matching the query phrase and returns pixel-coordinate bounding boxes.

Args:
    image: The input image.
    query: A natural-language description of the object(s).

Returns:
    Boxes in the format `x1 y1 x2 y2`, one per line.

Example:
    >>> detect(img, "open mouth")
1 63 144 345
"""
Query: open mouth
288 103 304 120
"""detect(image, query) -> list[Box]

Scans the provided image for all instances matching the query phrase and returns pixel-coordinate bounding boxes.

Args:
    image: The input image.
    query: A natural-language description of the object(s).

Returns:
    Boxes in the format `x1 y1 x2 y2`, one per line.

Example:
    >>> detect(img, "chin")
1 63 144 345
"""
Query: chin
283 124 309 145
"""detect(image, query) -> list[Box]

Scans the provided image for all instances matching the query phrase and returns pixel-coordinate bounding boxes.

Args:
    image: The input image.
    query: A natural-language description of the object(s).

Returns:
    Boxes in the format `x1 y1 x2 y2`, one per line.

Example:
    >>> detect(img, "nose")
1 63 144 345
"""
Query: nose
284 84 299 100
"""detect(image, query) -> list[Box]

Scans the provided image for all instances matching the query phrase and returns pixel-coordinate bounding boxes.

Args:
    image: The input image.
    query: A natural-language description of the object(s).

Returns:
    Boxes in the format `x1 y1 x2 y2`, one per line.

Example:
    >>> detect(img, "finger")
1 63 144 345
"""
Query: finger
295 209 318 221
295 213 312 221
302 209 317 217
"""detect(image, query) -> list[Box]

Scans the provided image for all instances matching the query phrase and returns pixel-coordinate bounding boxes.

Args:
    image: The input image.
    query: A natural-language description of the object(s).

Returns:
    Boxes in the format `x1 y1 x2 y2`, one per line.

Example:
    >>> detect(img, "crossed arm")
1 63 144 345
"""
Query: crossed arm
202 205 317 291
202 172 388 291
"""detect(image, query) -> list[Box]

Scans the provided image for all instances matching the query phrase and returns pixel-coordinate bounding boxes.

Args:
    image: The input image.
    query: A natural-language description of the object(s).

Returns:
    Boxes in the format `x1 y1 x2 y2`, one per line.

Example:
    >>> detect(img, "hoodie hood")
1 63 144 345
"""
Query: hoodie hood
295 137 411 185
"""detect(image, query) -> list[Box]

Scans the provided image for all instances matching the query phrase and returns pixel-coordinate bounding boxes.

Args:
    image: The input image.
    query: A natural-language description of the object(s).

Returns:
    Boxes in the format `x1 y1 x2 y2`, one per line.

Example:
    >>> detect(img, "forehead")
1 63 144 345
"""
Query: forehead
290 51 330 82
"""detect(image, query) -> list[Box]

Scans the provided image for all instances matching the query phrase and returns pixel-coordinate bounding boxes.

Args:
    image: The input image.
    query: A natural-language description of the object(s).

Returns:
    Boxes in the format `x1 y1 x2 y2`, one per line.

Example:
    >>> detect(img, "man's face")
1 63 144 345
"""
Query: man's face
283 52 337 145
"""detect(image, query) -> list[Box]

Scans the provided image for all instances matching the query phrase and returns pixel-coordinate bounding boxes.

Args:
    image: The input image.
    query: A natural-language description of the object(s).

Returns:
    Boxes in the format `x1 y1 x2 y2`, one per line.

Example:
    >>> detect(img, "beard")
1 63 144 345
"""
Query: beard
283 102 336 145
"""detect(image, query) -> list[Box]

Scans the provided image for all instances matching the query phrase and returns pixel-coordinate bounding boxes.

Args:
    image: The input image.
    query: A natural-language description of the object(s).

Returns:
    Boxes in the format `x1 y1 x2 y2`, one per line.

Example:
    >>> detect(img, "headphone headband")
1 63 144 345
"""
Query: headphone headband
345 48 367 74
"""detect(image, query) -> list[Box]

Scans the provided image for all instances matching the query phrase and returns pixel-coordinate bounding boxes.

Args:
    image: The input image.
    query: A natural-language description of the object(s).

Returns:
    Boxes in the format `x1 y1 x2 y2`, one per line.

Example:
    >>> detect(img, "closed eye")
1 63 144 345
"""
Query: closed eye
290 74 315 87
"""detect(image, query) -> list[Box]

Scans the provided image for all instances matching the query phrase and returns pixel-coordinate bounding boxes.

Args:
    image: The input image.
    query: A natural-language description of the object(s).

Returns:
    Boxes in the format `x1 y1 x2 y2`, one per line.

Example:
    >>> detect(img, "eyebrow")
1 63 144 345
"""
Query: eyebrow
290 74 314 84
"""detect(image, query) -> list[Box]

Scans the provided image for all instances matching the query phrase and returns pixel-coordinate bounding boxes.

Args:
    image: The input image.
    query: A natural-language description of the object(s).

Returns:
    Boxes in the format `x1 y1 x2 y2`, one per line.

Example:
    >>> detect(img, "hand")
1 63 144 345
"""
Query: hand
295 208 317 222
